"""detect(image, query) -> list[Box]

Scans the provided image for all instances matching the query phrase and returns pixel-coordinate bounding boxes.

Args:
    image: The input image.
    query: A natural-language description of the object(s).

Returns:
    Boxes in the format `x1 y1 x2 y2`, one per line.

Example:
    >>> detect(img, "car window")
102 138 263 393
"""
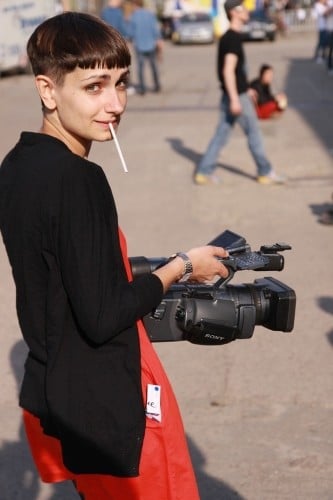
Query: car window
249 10 269 21
180 13 211 23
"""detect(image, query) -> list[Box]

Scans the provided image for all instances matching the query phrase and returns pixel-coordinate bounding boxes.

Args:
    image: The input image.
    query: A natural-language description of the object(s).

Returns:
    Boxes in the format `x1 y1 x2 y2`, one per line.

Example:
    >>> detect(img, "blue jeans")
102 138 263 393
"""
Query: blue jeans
328 31 333 70
314 29 328 59
197 93 272 177
136 49 160 93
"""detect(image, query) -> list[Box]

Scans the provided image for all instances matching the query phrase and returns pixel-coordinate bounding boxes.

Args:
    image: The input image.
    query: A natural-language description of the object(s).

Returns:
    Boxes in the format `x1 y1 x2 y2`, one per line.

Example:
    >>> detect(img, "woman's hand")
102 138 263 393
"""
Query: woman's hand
185 245 229 282
153 245 229 293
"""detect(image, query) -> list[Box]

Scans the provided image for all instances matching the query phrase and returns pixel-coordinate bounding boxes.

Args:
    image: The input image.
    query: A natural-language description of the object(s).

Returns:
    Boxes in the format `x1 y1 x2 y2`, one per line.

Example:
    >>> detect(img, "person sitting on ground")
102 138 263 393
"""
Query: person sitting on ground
250 64 288 120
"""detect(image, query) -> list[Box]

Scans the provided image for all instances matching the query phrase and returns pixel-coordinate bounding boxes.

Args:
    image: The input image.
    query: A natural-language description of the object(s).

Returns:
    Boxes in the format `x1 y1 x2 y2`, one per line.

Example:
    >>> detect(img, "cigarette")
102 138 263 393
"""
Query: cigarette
108 122 128 173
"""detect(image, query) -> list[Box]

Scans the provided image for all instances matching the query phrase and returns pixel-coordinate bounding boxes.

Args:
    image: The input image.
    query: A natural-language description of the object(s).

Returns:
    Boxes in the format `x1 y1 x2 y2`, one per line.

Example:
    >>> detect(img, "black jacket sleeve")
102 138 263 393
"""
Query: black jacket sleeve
55 157 163 345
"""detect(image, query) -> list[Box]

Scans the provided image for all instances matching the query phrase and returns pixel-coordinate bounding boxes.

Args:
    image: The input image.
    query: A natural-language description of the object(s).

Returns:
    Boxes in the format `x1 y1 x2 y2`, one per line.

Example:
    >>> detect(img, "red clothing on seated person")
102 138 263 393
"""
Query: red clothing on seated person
255 100 280 119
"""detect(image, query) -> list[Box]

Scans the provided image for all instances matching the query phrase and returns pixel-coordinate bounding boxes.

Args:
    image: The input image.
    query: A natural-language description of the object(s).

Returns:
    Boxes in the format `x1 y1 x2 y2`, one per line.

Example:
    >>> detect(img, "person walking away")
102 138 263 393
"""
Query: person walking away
250 64 288 120
101 0 128 37
312 0 329 63
101 0 136 95
194 0 286 186
0 12 230 500
127 0 163 95
325 0 333 73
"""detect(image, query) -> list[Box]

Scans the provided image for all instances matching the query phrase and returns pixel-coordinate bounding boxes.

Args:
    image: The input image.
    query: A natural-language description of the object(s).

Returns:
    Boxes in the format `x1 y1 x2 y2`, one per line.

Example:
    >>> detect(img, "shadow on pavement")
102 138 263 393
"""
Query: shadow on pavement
309 200 333 226
285 57 333 155
0 340 76 500
188 436 245 500
317 296 333 348
165 137 254 180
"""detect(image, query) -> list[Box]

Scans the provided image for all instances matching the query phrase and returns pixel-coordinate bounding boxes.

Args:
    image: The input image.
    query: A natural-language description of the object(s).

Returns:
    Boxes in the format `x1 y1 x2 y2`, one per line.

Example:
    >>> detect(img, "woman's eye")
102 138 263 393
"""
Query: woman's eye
117 78 129 90
86 83 101 93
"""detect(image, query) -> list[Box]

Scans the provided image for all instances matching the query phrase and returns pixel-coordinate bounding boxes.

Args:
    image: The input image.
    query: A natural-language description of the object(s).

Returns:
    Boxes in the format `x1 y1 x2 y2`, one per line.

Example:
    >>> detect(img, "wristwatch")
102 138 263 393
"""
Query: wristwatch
168 252 193 282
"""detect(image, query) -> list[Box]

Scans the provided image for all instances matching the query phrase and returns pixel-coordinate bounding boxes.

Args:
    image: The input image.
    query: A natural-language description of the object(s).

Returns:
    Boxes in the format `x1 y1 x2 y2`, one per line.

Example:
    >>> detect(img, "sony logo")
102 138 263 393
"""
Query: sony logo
204 333 225 341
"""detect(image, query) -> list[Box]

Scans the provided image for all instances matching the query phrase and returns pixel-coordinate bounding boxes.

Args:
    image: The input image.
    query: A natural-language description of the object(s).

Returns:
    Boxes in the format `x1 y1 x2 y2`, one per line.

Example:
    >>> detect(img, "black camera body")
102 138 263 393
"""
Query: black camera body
129 230 296 346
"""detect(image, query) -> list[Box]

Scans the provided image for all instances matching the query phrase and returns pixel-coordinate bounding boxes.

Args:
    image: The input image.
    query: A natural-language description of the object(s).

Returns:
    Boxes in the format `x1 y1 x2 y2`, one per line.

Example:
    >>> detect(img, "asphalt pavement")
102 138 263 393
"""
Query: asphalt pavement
0 29 332 500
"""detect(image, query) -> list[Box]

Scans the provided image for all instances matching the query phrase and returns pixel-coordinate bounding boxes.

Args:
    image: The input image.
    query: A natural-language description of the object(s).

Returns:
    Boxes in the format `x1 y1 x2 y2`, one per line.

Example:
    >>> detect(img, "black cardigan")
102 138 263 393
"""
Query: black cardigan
0 132 164 476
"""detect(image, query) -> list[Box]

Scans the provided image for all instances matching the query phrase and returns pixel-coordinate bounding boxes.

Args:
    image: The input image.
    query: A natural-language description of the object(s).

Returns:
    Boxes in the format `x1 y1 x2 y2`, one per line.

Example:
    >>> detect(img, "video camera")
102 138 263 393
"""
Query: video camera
129 230 296 346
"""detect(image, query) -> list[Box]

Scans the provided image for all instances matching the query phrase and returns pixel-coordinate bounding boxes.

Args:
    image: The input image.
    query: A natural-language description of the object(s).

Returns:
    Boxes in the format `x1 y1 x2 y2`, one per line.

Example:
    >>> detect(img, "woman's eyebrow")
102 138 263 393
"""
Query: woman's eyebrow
81 69 130 82
80 74 111 82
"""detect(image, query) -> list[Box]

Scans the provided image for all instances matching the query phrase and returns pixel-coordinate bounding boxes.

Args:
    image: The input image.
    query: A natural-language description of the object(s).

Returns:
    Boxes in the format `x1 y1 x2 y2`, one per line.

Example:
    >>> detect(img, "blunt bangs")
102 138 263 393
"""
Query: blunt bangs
27 12 131 84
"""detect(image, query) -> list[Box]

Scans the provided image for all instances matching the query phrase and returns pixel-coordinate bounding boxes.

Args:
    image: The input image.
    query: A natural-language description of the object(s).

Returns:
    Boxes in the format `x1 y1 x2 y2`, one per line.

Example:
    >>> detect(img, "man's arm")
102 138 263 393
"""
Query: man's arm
223 53 242 115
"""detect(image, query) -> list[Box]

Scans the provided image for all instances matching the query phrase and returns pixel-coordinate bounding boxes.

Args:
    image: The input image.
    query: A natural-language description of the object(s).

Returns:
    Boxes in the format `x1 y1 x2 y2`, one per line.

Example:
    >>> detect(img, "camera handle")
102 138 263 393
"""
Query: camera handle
214 265 236 288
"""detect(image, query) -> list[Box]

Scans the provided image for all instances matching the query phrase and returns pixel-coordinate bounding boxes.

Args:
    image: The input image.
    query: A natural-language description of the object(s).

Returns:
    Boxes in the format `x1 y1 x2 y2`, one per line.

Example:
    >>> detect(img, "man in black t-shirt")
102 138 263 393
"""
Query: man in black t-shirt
195 0 286 185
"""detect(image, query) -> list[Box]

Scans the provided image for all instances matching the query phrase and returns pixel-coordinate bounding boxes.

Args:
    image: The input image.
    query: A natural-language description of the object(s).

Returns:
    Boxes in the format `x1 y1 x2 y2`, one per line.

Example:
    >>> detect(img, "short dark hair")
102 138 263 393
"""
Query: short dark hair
224 0 243 19
259 64 273 78
27 12 131 85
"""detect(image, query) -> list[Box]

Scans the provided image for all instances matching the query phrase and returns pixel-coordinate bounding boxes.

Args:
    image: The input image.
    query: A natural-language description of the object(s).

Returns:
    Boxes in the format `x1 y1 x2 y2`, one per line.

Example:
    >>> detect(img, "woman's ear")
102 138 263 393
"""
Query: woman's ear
35 75 57 111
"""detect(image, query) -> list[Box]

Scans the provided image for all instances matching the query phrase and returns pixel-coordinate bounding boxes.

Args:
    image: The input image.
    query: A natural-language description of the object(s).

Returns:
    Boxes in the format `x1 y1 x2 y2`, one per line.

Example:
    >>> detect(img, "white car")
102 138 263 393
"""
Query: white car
172 12 215 45
241 10 277 42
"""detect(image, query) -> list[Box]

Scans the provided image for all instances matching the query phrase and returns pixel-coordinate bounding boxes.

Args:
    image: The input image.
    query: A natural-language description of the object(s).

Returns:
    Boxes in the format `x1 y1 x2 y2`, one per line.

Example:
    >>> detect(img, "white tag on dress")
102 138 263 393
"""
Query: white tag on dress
146 384 162 422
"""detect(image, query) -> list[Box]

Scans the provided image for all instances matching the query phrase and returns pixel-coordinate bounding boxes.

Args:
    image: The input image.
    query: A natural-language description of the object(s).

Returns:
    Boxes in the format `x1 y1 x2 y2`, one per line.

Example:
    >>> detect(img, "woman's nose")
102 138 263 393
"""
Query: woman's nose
104 89 126 114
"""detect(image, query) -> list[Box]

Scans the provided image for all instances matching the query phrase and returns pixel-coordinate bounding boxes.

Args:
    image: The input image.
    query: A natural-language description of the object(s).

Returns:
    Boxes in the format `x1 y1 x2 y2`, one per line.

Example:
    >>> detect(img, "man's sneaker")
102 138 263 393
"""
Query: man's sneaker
194 173 221 185
257 171 287 185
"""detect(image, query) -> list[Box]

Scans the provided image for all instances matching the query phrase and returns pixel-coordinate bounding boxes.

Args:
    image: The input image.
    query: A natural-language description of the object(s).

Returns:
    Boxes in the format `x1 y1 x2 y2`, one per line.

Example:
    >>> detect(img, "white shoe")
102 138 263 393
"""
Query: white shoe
257 171 287 185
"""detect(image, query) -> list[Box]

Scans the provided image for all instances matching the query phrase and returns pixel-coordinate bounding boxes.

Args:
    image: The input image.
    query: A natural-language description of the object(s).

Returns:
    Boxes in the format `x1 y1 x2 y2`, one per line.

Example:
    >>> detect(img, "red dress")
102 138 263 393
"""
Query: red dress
255 101 280 120
23 229 200 500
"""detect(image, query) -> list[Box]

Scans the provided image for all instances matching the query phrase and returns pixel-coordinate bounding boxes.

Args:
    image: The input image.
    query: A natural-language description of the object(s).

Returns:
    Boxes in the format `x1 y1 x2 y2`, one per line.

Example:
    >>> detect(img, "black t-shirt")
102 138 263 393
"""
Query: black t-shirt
217 29 248 94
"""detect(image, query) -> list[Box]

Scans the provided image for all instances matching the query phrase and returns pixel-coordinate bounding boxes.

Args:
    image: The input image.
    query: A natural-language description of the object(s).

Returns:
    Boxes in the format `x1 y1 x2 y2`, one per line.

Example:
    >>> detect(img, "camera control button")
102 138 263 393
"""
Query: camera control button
151 301 167 320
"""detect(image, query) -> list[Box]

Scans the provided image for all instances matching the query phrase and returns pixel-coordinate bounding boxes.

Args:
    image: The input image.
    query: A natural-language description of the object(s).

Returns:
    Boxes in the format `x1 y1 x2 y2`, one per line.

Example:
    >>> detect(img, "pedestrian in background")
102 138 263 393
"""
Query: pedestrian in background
325 0 333 73
101 0 128 37
101 0 136 95
312 0 329 63
0 11 229 499
195 0 286 186
127 0 163 95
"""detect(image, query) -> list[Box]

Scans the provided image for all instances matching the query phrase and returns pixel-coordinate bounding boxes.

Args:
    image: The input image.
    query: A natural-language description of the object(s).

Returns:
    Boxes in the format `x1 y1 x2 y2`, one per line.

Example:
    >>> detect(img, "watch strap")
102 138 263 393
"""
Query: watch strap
168 252 193 282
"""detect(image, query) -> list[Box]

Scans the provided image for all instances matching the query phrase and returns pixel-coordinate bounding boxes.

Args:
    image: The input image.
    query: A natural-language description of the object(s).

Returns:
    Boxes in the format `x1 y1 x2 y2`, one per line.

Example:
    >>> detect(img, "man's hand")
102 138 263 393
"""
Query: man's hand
229 97 242 115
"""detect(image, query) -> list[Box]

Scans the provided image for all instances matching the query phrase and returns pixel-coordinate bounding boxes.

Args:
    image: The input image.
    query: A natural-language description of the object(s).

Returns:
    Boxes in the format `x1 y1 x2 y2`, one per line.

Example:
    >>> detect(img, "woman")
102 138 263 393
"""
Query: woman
0 12 228 499
250 64 288 120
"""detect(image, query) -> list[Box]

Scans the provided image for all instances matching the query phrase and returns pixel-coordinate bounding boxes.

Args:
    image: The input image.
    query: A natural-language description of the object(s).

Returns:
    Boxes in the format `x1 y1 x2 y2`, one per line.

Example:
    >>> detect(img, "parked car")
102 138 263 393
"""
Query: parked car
241 10 277 41
171 12 215 45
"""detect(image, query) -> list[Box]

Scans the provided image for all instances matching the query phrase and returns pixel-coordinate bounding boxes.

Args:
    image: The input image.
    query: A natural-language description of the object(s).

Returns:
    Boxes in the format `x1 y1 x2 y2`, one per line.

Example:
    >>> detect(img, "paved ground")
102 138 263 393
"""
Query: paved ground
0 30 332 500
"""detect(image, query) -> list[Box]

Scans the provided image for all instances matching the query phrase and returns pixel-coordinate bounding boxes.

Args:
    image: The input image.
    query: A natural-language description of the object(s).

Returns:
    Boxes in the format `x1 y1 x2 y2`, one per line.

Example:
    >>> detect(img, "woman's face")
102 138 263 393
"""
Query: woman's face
261 68 273 85
47 65 130 156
